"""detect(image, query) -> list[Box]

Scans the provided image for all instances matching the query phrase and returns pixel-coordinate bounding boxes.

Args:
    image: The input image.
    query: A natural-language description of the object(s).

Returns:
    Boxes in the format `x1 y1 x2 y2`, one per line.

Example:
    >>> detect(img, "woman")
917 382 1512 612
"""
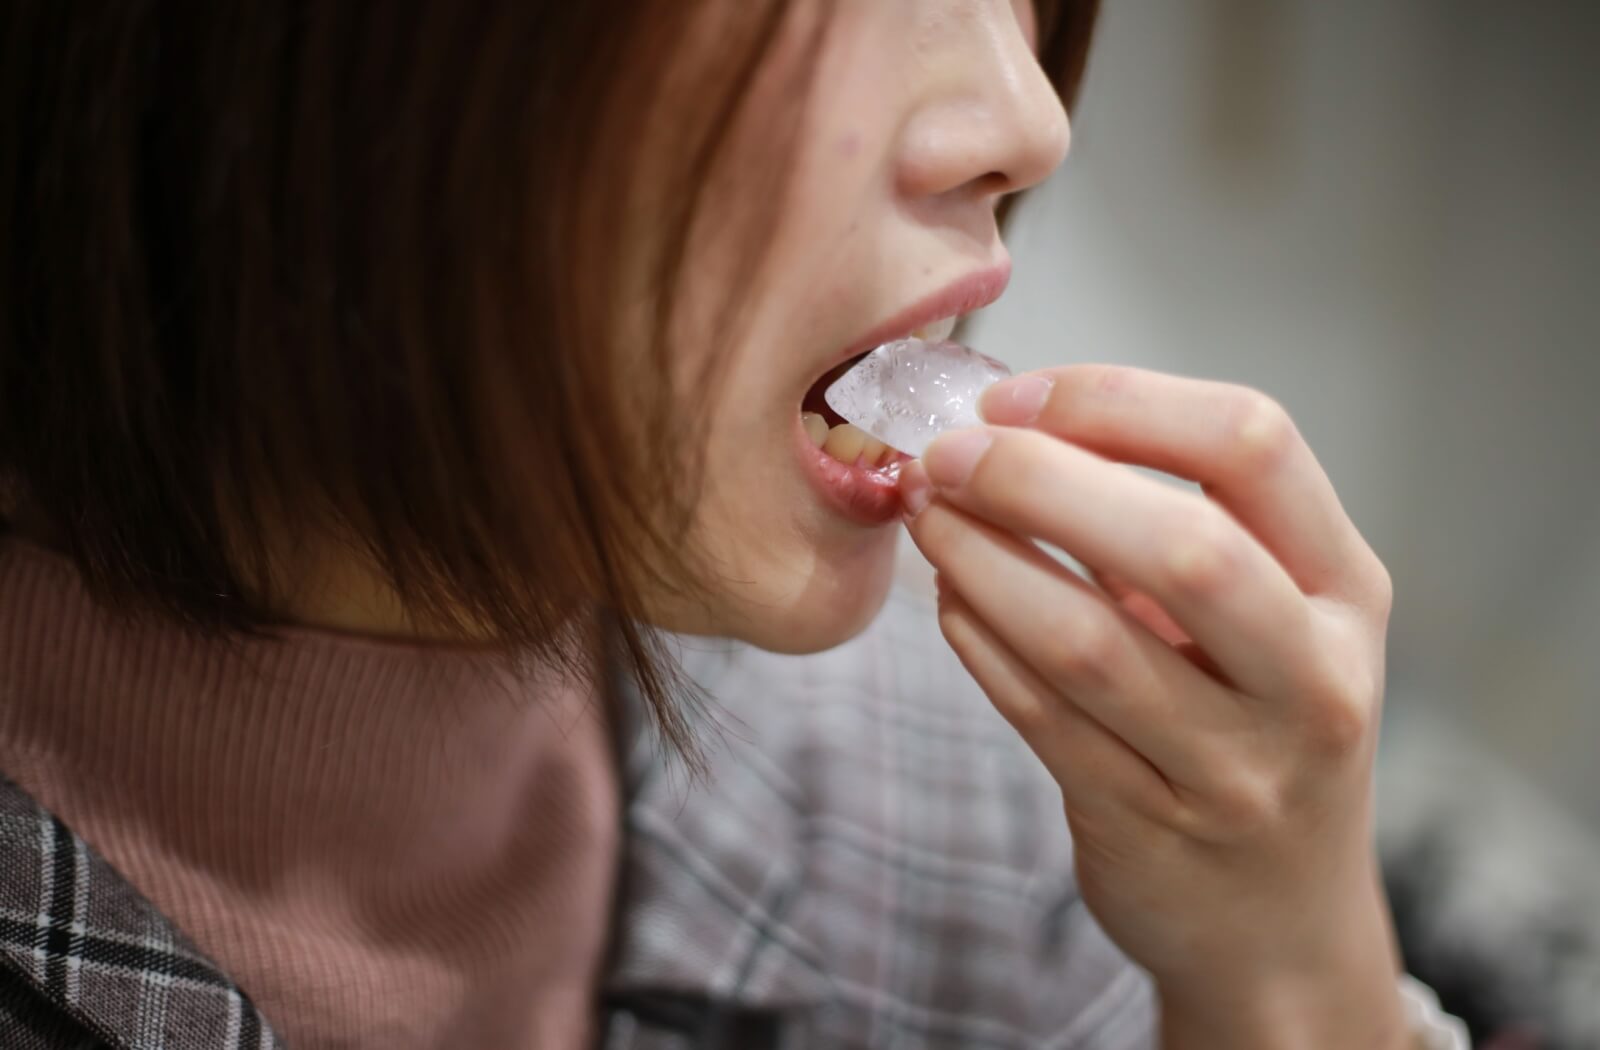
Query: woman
0 1 1466 1047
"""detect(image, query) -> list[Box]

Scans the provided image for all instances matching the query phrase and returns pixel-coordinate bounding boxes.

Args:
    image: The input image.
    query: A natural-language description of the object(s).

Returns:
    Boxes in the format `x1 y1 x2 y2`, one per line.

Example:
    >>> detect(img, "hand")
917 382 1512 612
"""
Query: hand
899 365 1411 1049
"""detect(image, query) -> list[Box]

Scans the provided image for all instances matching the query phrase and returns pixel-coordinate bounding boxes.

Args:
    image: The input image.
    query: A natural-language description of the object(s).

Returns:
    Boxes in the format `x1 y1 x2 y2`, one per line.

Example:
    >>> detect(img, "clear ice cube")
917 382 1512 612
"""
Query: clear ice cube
824 339 1011 458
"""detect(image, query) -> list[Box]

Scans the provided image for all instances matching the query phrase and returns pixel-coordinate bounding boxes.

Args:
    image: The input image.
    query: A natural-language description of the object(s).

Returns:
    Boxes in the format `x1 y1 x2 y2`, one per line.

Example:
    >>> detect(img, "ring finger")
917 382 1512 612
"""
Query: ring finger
907 496 1253 793
934 582 1177 824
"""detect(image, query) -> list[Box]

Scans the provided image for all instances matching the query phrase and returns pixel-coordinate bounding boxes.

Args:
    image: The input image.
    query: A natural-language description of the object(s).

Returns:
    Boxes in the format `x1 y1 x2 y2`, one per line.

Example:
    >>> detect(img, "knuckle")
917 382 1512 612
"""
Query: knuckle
1212 775 1281 837
986 431 1055 507
1224 390 1299 471
1161 506 1239 597
912 502 960 561
1043 608 1120 685
1304 682 1374 758
1161 792 1210 839
1001 690 1055 742
1161 776 1278 842
1073 362 1133 399
936 592 971 639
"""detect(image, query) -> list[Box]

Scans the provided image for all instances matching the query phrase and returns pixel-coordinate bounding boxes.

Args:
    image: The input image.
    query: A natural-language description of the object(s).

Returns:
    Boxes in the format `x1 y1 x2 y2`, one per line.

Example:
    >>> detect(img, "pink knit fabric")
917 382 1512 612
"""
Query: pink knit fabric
0 538 621 1048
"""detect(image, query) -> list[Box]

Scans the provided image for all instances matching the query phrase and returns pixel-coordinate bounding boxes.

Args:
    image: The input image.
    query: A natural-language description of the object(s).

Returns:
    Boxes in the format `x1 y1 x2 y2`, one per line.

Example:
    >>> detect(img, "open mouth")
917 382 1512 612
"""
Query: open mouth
799 314 959 469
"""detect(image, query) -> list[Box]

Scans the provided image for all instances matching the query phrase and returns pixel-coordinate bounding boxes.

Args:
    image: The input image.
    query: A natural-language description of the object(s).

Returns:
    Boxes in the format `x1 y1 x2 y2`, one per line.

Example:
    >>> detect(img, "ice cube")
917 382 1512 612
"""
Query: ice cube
824 339 1011 458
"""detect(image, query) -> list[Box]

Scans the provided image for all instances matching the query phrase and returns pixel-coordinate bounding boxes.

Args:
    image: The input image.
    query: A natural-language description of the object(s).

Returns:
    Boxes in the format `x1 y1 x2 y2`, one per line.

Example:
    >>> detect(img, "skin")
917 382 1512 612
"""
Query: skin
639 0 1065 651
128 1 1412 1042
655 2 1413 1043
898 372 1411 1047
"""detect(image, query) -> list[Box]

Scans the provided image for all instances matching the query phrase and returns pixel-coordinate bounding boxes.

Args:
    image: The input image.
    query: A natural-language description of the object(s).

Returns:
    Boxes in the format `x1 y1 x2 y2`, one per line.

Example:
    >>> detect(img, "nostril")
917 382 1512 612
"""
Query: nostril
894 90 1069 202
974 171 1015 198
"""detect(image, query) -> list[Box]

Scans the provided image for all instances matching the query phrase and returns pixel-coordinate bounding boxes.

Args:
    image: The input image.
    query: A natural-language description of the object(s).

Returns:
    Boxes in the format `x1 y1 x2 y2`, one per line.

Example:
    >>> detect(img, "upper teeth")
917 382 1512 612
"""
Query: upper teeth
911 316 958 343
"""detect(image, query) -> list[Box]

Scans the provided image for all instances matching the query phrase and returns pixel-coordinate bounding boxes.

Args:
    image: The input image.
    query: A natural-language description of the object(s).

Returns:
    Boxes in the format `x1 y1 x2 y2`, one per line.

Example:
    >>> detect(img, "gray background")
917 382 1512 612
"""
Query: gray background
951 1 1600 830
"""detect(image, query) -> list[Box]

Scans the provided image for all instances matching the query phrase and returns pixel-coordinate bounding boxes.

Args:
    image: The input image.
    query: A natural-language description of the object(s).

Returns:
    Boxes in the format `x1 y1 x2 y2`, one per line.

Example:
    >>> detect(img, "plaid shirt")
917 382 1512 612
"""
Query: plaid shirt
0 583 1458 1048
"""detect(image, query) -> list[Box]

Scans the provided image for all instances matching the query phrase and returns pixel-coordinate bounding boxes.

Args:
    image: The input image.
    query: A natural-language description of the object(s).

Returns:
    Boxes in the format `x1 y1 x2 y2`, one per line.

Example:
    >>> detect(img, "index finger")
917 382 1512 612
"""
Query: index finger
981 365 1383 605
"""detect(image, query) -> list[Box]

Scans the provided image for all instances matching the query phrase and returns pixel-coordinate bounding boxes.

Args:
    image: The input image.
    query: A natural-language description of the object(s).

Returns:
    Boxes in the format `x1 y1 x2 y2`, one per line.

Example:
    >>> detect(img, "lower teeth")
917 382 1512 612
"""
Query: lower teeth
803 411 829 448
803 412 895 468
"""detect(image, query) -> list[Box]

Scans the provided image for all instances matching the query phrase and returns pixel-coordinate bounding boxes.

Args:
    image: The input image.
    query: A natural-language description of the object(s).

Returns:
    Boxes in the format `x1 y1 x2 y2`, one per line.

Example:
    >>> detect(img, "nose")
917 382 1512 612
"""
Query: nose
895 12 1071 203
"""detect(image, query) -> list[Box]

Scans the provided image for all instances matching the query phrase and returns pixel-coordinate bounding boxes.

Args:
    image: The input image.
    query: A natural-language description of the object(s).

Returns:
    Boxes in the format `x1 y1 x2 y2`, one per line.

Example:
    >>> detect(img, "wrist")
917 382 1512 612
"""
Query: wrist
1158 976 1411 1050
1156 873 1410 1049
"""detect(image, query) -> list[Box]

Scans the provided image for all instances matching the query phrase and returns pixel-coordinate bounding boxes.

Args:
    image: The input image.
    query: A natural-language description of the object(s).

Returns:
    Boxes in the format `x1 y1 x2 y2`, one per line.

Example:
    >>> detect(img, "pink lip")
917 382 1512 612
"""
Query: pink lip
814 261 1013 380
793 419 907 526
794 261 1011 527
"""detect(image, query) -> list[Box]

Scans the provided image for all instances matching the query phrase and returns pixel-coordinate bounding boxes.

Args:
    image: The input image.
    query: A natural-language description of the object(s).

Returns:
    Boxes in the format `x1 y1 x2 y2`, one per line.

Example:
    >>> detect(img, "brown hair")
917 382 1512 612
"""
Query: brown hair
0 1 1097 752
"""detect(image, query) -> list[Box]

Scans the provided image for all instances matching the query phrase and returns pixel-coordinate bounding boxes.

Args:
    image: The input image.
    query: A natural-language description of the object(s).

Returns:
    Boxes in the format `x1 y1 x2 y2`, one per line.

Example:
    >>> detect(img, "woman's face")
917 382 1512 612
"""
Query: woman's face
649 0 1069 652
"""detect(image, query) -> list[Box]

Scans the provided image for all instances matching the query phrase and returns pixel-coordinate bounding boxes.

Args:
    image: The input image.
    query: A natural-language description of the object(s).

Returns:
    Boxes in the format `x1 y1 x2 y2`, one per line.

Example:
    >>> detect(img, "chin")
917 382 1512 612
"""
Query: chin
665 523 901 654
734 545 898 653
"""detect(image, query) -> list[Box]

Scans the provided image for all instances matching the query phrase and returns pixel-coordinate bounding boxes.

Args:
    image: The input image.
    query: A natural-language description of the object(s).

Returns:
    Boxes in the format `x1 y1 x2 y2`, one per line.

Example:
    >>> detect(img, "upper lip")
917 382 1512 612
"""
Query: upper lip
820 261 1013 378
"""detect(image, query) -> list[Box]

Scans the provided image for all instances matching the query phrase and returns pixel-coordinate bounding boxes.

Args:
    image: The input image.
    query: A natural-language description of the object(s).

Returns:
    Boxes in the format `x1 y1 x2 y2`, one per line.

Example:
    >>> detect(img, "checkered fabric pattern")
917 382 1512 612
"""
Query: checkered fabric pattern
0 585 1162 1047
597 586 1156 1049
0 783 279 1049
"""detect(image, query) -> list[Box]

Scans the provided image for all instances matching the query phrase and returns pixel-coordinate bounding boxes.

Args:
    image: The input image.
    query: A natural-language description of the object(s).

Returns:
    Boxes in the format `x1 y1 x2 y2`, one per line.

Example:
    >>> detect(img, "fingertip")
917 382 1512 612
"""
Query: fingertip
980 373 1054 425
922 428 993 489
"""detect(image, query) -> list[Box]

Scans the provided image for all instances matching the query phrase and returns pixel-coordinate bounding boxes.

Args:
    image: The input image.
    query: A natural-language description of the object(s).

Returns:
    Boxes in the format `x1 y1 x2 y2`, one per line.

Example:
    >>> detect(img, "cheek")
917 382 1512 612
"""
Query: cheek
777 537 900 650
670 403 902 650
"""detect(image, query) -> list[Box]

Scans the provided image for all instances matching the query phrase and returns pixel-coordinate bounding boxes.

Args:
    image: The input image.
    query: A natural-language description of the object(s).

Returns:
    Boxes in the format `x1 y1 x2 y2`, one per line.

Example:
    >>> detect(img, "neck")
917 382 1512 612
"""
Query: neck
0 536 622 1046
0 536 612 875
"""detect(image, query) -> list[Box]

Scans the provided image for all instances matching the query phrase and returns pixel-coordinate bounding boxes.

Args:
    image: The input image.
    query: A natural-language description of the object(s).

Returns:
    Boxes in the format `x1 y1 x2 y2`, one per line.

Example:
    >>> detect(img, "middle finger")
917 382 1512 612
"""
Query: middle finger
906 495 1253 793
909 427 1323 705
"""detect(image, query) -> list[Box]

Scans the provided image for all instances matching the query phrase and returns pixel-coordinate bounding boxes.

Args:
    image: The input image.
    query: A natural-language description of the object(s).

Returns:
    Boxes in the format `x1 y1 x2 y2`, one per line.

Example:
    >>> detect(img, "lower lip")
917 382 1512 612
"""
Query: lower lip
792 414 906 526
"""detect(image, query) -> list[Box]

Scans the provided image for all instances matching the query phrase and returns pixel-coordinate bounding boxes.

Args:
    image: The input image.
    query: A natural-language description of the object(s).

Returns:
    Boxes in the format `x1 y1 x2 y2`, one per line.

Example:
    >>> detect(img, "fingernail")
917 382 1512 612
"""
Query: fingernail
923 429 992 489
899 459 933 519
980 374 1054 425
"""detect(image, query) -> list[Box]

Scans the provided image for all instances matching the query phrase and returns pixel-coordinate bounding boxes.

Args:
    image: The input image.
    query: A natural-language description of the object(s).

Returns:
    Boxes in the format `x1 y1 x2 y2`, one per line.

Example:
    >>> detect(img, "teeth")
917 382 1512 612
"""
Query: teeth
802 411 829 448
810 417 902 469
822 422 869 465
910 315 958 343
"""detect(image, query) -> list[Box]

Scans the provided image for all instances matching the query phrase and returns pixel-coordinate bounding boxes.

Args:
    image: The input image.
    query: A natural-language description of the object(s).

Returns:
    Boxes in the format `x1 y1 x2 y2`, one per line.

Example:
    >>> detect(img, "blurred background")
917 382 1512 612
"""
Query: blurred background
943 3 1600 1042
966 0 1600 827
